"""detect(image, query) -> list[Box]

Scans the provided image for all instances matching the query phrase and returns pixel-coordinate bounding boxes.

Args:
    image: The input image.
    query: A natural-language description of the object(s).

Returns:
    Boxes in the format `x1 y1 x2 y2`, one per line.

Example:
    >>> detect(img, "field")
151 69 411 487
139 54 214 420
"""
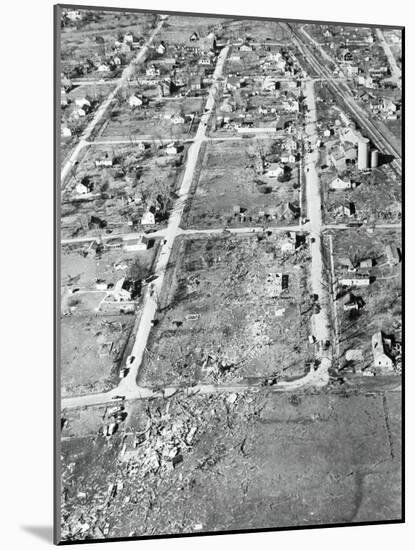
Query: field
324 228 402 370
139 234 313 387
60 388 402 540
184 140 301 229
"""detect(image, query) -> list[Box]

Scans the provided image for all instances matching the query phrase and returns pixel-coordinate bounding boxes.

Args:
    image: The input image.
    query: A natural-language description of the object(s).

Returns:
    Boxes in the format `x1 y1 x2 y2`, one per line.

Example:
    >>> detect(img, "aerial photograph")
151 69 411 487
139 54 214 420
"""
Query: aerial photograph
57 5 403 543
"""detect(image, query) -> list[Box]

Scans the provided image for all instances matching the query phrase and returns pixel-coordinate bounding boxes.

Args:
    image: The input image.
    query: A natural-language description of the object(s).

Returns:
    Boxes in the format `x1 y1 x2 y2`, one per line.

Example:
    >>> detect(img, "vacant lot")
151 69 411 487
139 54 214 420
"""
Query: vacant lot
323 228 402 369
139 234 313 386
61 313 136 397
184 140 301 228
60 388 401 541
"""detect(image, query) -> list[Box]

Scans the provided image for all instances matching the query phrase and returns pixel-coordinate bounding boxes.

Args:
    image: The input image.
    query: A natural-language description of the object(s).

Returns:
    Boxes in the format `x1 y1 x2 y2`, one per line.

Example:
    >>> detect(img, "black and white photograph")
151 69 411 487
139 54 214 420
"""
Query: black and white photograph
55 2 403 545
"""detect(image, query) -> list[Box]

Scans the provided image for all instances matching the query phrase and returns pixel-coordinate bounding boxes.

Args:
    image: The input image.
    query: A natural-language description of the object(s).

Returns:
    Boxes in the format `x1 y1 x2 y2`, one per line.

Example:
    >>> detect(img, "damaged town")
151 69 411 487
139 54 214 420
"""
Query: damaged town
58 7 403 543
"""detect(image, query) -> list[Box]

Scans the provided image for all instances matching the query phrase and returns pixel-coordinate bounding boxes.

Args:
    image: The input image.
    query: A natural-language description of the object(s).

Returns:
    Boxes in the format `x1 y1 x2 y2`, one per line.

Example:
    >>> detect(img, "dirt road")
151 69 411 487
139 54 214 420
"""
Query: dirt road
303 80 331 382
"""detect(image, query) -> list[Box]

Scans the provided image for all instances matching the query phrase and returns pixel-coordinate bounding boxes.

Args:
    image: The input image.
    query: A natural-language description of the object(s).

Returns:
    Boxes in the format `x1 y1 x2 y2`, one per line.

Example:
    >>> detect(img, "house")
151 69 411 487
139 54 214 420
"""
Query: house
146 65 160 78
166 143 178 155
66 9 82 21
360 258 373 269
61 126 72 137
124 32 134 44
137 141 146 153
97 63 110 72
128 94 143 108
189 32 199 41
75 182 90 195
189 75 202 91
385 244 400 266
123 235 147 252
141 211 155 225
156 43 166 55
61 90 68 106
372 331 395 371
280 232 297 253
171 114 185 125
330 176 352 190
95 155 113 167
239 44 253 52
198 55 212 66
344 202 356 217
330 149 347 171
339 273 371 287
74 97 90 109
265 163 284 178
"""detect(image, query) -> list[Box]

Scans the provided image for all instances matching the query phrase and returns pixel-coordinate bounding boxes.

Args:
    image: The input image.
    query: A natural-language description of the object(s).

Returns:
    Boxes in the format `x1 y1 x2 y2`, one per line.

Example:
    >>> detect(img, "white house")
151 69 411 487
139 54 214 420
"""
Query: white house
128 95 143 108
171 114 185 125
124 32 134 44
166 143 178 155
156 43 166 55
75 97 91 108
265 164 284 178
97 63 110 72
330 176 352 190
61 126 72 137
75 183 90 195
141 211 155 225
123 235 147 252
372 332 394 371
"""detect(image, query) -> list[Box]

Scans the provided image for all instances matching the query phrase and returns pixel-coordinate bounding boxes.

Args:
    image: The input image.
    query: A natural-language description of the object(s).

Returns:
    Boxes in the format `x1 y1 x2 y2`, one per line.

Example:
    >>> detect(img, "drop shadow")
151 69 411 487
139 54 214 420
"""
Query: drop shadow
21 525 53 543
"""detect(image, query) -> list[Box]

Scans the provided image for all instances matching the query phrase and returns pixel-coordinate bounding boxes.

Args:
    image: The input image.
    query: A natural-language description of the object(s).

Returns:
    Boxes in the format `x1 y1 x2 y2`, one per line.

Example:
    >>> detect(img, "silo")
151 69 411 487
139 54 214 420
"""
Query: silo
358 138 370 170
371 149 379 169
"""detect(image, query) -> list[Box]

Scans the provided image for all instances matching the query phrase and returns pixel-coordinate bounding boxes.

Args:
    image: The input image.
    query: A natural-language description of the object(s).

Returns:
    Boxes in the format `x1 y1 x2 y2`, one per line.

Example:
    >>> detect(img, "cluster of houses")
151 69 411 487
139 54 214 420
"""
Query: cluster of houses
337 242 400 289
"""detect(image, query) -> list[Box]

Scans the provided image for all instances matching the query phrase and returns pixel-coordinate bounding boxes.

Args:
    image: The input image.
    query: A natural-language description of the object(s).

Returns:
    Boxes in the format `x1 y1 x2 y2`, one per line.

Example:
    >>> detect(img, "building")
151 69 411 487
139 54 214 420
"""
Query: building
385 244 400 266
357 138 370 170
128 94 143 108
372 331 394 371
330 176 352 190
339 273 371 287
123 235 147 252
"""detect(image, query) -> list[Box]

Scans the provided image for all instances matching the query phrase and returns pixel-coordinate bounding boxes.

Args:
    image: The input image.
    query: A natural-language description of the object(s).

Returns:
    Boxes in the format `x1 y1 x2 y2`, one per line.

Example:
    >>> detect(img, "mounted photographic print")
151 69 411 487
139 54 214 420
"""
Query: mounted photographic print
55 3 404 544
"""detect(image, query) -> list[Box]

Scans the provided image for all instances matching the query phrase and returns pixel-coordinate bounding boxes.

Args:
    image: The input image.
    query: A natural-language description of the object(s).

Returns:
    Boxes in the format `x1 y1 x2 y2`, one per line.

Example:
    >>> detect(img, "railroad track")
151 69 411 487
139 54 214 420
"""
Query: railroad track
286 24 402 177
